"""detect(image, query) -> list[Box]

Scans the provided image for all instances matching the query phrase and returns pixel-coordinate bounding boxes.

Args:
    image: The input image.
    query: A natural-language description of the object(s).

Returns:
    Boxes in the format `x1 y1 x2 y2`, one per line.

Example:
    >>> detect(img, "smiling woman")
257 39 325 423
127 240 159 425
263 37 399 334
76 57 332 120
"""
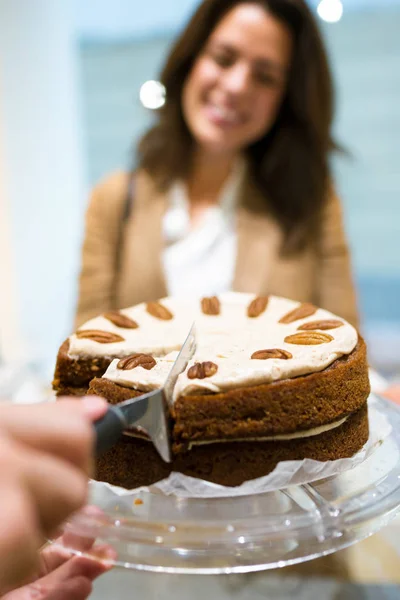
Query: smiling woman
75 0 358 338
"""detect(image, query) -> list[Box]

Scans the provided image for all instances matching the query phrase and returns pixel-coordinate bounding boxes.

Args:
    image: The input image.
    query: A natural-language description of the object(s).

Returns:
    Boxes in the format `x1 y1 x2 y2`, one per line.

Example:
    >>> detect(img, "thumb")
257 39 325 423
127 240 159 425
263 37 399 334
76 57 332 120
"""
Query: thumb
40 576 92 600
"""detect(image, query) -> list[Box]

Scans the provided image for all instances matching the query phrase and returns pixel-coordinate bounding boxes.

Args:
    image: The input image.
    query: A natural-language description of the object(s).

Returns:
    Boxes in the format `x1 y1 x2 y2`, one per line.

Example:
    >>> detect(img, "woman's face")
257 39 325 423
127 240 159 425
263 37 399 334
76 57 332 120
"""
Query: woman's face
182 3 293 157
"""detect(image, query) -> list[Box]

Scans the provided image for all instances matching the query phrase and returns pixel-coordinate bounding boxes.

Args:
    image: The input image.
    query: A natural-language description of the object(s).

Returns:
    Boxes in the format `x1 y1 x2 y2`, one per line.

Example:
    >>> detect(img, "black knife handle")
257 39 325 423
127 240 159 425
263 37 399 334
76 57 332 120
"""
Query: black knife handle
94 406 127 455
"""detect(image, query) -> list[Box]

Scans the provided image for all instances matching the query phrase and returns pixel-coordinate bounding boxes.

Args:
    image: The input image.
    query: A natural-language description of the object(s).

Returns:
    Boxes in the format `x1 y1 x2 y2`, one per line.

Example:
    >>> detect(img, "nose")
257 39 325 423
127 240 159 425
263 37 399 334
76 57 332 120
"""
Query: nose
221 62 252 97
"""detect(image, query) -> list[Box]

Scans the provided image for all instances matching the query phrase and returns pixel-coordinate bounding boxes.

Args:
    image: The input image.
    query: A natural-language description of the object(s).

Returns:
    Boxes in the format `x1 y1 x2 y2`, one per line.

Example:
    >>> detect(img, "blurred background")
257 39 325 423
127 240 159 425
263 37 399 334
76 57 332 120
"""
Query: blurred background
0 2 400 594
0 0 399 381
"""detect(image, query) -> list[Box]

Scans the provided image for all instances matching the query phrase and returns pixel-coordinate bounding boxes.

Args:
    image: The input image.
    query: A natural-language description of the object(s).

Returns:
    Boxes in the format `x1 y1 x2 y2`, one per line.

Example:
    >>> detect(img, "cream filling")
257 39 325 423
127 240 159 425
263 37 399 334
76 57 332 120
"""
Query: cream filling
122 414 348 449
186 415 348 450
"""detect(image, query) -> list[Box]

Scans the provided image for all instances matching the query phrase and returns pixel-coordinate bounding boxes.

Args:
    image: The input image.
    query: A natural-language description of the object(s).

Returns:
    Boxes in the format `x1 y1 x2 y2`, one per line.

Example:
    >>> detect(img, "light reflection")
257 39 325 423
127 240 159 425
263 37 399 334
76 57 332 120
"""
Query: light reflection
317 0 343 23
139 80 166 109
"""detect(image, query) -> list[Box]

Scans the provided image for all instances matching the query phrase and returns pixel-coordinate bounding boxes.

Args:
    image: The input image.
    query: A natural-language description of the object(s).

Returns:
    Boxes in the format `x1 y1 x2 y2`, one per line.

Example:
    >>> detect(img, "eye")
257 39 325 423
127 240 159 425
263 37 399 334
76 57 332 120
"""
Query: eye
205 45 236 68
212 51 235 68
254 71 281 87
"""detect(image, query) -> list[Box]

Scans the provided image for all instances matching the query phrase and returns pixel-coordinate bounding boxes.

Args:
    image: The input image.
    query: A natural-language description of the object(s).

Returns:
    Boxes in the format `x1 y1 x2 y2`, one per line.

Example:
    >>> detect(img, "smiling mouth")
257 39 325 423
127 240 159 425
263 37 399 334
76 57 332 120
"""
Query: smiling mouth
205 102 246 127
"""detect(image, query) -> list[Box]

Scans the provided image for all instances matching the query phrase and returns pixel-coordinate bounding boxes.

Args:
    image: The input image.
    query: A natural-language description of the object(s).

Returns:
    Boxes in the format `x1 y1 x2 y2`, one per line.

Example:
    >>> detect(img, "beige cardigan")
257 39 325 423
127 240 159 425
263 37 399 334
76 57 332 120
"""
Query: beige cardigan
75 169 358 329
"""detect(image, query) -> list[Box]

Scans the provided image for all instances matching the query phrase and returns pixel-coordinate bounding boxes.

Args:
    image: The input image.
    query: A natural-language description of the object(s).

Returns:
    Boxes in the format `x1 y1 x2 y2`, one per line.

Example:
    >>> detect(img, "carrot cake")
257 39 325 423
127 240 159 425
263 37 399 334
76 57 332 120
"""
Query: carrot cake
53 293 370 487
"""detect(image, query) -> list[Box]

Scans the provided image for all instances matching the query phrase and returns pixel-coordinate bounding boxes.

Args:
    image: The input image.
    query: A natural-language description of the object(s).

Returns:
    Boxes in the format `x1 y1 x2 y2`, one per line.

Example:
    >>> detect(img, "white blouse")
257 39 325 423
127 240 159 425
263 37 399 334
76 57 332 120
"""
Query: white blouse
162 160 246 298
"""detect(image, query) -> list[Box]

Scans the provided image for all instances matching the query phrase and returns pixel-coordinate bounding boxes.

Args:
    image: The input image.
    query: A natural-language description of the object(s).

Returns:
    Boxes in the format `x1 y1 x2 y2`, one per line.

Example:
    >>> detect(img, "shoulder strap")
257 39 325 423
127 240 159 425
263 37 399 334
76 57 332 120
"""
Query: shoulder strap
122 171 135 222
115 171 135 274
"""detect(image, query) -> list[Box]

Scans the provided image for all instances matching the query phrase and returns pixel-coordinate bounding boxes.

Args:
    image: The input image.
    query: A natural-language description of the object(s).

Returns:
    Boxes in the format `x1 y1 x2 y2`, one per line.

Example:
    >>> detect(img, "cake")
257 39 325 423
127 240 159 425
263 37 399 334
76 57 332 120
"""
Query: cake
53 293 370 488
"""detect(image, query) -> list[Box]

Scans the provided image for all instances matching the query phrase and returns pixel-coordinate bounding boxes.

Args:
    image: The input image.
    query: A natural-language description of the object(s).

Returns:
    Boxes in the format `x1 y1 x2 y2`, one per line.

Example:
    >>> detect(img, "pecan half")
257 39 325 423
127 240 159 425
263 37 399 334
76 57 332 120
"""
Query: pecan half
201 296 220 315
146 301 173 320
251 349 292 360
104 311 138 329
298 319 344 331
75 330 125 344
117 353 156 371
187 361 218 379
279 303 317 324
247 296 269 318
284 332 333 345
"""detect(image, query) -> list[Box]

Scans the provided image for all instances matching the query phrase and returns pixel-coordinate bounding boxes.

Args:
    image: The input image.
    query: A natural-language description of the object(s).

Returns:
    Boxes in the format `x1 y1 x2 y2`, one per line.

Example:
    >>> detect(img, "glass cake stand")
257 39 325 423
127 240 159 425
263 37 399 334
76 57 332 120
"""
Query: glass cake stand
52 395 400 574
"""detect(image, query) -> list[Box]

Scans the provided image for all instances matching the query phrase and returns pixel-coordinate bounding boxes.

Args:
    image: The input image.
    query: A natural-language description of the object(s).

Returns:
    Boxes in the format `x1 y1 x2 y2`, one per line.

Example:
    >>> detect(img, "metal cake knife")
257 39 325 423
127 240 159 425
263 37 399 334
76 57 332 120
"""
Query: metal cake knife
93 322 196 462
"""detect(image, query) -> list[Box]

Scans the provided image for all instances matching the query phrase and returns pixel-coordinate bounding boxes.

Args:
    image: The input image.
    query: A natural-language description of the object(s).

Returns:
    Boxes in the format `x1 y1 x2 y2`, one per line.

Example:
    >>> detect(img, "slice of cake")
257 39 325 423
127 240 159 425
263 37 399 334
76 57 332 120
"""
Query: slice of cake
53 293 370 488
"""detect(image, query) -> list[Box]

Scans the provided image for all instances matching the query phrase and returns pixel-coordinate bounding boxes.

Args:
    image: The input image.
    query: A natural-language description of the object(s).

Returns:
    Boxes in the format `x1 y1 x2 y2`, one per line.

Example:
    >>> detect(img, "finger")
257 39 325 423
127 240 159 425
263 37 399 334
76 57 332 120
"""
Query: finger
39 542 116 581
2 575 93 600
39 506 109 576
0 483 41 593
38 544 74 577
23 452 88 536
43 576 92 600
56 396 108 422
33 555 110 591
84 543 117 563
0 398 107 472
57 555 111 581
60 505 105 553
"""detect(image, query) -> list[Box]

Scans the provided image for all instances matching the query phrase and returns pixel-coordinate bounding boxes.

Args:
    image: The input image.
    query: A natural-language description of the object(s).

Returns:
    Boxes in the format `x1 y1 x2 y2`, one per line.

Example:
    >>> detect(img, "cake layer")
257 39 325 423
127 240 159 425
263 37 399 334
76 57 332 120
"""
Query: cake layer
53 340 112 392
95 404 368 488
89 376 143 405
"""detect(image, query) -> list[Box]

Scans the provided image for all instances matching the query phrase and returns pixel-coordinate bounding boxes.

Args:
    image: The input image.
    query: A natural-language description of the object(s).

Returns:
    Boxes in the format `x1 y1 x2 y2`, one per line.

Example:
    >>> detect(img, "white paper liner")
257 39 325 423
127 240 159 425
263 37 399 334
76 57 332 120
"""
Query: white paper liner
91 396 393 500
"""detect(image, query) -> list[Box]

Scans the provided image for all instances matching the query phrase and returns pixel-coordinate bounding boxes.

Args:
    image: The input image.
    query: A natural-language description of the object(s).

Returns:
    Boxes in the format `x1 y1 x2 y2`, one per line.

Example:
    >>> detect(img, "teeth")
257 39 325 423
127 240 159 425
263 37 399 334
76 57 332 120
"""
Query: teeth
211 104 240 124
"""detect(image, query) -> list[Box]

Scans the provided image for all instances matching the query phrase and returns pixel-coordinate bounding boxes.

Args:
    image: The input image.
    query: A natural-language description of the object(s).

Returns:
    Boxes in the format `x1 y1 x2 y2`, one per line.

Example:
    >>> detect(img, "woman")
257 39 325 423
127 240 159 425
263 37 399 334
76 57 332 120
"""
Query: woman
75 0 359 331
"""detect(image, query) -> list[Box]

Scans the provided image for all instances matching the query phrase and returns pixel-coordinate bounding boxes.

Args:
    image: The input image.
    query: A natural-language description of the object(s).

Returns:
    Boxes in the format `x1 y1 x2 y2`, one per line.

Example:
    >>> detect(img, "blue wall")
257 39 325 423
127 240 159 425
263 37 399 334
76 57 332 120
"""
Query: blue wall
325 11 400 327
74 0 400 41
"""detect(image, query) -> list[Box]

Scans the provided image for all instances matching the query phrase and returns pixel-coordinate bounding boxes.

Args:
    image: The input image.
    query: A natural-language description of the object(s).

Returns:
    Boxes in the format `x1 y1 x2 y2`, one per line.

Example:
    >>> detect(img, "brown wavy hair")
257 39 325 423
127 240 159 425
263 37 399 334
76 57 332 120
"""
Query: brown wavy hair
137 0 337 251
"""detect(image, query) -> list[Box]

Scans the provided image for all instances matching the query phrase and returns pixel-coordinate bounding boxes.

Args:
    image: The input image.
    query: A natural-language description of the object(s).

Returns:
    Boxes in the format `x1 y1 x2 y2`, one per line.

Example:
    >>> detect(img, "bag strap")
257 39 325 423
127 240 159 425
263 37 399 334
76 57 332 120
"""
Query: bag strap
115 171 135 276
122 171 135 223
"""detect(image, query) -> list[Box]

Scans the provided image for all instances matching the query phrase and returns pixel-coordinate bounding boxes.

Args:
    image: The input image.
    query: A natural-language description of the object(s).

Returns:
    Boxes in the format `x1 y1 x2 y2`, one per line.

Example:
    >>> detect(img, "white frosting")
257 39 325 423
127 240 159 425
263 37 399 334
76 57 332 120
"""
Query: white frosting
187 415 348 449
69 292 358 400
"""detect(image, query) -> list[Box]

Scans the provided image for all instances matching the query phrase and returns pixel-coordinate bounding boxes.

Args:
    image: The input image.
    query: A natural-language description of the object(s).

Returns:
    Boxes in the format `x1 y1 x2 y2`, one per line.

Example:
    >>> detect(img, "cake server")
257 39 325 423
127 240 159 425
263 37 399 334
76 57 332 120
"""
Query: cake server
93 322 196 462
